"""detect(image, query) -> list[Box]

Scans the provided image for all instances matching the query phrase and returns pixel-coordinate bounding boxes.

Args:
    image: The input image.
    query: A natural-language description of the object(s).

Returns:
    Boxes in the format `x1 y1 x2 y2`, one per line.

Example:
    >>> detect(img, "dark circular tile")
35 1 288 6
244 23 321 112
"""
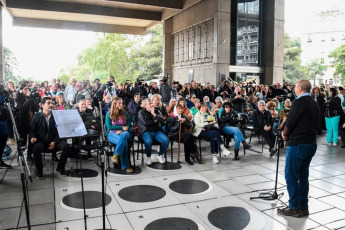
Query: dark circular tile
144 217 199 230
108 166 142 175
147 162 182 170
61 191 111 210
65 169 98 178
118 185 166 202
169 179 210 194
208 207 250 230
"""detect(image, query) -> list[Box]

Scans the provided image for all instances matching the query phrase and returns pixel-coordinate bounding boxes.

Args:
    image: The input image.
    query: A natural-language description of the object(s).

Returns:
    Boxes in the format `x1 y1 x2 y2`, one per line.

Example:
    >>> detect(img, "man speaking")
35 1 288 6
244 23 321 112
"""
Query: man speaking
277 79 320 218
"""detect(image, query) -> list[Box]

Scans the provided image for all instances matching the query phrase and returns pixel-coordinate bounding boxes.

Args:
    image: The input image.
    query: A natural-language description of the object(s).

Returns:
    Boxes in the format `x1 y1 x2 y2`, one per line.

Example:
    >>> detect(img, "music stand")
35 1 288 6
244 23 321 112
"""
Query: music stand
6 102 33 230
52 110 90 230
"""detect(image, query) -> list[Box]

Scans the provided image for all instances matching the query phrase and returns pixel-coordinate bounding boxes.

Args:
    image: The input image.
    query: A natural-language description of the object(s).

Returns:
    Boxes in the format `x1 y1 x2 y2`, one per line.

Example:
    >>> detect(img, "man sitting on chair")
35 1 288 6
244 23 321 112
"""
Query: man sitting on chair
252 100 277 156
137 98 169 166
30 97 72 179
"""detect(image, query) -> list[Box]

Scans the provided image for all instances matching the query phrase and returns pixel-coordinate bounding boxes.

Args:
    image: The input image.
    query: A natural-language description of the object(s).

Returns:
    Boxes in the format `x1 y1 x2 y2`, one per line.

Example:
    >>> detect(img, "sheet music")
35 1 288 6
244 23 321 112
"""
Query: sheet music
52 110 87 138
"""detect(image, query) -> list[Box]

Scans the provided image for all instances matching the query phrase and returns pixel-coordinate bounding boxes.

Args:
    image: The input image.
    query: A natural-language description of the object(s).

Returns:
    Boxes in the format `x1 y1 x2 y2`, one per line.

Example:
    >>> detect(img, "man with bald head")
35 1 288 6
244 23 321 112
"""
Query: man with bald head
278 79 320 218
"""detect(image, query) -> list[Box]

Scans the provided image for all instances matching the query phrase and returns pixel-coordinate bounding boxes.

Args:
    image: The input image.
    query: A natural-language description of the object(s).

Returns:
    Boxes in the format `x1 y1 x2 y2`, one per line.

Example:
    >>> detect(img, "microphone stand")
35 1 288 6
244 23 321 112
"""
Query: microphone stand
250 130 284 201
6 102 32 229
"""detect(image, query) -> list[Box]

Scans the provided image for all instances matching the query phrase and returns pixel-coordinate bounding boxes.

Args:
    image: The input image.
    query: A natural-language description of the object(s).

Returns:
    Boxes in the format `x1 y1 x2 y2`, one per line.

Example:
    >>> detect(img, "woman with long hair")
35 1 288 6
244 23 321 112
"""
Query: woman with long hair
55 94 70 110
106 97 134 173
166 98 176 115
324 87 343 147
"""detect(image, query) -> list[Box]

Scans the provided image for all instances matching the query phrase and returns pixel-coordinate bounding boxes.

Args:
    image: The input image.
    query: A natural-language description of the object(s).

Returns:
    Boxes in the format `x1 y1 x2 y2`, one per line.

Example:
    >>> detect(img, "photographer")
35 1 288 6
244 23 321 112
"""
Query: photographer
0 88 12 168
159 76 174 105
133 79 148 98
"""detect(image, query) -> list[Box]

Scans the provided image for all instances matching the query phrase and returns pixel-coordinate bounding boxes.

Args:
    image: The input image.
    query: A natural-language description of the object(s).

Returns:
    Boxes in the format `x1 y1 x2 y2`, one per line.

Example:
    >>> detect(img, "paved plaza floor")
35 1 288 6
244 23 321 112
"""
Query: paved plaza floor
1 132 345 230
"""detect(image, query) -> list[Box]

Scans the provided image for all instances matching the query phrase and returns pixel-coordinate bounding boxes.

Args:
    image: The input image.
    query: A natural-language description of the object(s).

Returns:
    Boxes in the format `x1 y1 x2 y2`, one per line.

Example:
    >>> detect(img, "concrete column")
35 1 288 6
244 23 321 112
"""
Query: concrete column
163 18 173 80
0 7 3 84
213 0 231 86
264 0 285 85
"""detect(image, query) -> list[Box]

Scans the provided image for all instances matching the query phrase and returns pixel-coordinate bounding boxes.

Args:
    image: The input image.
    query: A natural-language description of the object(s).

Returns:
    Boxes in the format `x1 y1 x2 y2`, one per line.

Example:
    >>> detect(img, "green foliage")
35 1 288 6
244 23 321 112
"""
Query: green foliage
59 23 163 84
3 47 22 85
306 59 327 85
329 44 345 85
283 34 307 83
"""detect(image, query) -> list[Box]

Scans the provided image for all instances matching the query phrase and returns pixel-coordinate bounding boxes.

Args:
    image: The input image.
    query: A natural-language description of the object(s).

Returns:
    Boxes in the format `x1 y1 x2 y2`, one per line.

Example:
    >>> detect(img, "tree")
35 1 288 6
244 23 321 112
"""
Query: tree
329 44 345 85
4 47 21 84
306 59 327 85
283 34 307 83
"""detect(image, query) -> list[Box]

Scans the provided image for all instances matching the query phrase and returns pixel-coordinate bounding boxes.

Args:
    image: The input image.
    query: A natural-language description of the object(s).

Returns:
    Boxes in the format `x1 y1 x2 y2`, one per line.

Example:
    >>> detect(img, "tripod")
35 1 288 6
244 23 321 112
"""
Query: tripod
250 130 284 201
6 102 32 229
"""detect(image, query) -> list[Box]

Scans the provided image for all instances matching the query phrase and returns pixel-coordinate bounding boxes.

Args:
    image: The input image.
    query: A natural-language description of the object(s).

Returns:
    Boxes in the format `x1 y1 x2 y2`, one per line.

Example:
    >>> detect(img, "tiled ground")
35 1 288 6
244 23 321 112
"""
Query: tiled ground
1 132 345 230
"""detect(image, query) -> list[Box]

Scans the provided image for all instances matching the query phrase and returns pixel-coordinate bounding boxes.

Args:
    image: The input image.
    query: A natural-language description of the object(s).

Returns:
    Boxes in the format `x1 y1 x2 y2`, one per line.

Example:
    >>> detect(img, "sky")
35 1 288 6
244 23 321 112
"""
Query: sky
2 0 344 82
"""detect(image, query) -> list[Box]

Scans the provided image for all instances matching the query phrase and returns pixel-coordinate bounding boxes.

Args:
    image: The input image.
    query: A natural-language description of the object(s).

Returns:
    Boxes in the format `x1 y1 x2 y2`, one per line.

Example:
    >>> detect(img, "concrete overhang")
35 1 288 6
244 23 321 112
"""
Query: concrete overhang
1 0 200 35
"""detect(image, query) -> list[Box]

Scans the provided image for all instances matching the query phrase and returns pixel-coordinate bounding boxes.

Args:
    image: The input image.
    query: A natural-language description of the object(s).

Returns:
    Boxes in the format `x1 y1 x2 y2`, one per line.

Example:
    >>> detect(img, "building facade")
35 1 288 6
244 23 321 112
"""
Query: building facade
163 0 285 86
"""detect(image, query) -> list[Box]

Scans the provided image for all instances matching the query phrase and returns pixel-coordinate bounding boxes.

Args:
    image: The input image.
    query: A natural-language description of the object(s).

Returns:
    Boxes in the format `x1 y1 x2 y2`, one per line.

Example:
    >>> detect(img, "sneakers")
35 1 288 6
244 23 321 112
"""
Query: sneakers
111 154 120 164
125 168 134 173
277 207 303 218
332 142 338 147
156 155 166 164
56 168 67 176
220 144 231 156
0 161 12 169
146 157 152 166
212 154 219 164
327 142 332 146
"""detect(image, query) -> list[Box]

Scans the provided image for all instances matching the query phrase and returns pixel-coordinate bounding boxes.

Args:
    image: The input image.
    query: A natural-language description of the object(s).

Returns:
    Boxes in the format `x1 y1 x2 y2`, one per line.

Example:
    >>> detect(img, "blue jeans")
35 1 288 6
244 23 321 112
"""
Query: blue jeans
325 115 340 143
107 128 134 170
142 131 169 157
222 126 244 150
285 143 317 210
198 130 223 153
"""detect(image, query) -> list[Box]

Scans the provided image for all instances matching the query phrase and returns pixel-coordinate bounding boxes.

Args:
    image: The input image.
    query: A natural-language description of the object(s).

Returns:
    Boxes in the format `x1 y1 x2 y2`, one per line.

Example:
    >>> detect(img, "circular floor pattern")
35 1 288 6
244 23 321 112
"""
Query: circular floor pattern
61 191 112 211
208 207 250 230
65 169 99 178
146 162 182 171
107 166 142 176
169 179 211 195
144 217 199 230
118 185 166 203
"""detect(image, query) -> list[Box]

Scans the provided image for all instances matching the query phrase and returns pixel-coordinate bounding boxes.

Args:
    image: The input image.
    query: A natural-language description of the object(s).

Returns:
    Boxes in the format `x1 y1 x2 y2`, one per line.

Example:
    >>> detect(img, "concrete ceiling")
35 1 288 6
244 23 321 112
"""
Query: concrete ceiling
2 0 201 35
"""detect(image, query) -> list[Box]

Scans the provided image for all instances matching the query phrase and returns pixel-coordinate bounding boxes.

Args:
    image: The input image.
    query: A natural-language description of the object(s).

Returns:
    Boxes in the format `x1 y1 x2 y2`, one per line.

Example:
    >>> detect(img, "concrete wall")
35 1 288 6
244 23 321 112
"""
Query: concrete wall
0 8 3 84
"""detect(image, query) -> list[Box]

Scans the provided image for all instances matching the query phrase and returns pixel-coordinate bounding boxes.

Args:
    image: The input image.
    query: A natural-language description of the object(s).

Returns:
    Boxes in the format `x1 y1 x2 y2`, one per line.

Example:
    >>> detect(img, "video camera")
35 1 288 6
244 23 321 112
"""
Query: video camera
29 87 41 104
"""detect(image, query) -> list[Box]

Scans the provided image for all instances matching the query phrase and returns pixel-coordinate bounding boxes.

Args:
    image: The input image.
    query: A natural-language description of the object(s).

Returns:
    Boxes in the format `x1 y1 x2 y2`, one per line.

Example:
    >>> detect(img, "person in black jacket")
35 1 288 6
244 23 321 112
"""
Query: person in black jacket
312 86 325 135
219 102 252 160
278 79 320 218
202 82 215 103
252 100 277 156
30 97 72 179
191 81 202 101
339 112 345 148
137 98 169 166
0 94 12 168
324 87 343 147
117 83 131 106
167 104 197 165
230 86 246 113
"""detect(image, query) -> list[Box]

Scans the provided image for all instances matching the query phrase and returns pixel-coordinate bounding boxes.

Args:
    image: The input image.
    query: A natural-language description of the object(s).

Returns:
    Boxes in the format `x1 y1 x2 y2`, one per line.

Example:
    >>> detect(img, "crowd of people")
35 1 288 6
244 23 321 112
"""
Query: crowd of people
0 75 344 176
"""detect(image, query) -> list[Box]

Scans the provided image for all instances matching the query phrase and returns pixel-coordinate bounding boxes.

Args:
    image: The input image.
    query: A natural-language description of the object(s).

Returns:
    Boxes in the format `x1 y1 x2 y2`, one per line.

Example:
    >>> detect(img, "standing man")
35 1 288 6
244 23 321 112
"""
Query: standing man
277 79 320 218
64 77 77 106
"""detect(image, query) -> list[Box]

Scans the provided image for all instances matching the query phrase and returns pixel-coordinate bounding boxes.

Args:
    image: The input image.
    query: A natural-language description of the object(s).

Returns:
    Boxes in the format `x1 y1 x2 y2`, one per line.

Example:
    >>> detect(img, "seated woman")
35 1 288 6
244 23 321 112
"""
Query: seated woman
211 96 223 116
106 97 134 173
86 98 100 119
167 104 198 165
166 98 177 115
174 97 192 120
151 94 168 118
203 96 214 112
192 103 231 164
219 102 252 160
190 99 201 117
266 101 279 132
55 93 70 110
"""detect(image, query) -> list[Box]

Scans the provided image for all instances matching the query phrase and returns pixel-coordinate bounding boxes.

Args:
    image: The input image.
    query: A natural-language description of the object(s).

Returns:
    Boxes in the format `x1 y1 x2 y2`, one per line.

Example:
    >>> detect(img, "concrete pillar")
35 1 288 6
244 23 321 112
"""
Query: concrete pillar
264 0 285 85
163 18 173 80
213 0 231 86
0 7 3 84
